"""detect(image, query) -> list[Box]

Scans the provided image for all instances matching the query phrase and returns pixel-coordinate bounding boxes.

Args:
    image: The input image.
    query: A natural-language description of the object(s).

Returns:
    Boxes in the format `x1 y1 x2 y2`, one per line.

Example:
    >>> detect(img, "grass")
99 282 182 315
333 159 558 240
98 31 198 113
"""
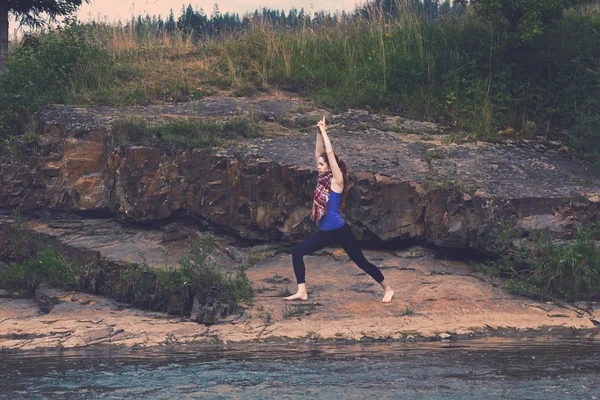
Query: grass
283 303 317 319
246 247 274 266
479 220 600 301
110 115 263 149
0 211 93 292
0 220 254 307
401 306 414 316
176 235 254 302
3 2 600 156
579 177 595 188
294 116 322 129
0 244 88 293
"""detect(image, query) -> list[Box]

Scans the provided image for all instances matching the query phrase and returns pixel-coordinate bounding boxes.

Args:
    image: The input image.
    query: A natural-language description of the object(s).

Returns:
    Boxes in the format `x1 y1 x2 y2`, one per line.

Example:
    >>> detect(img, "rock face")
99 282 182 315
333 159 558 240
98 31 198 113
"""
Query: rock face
2 97 600 248
0 217 245 324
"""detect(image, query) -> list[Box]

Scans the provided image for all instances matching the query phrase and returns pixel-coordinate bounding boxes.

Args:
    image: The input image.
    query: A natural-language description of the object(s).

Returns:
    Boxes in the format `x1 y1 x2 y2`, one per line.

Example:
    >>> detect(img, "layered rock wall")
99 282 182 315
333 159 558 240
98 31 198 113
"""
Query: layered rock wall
2 100 600 249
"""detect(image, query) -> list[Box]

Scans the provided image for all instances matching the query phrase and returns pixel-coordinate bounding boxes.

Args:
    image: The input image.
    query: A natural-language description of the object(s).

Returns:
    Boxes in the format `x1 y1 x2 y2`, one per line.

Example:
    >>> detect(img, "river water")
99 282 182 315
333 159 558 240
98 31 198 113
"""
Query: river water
1 338 599 399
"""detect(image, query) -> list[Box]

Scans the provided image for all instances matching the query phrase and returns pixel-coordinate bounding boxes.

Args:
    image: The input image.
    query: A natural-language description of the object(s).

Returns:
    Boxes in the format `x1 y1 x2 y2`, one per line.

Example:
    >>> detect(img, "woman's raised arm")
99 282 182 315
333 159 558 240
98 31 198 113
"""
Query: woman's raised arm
315 127 324 165
317 116 343 190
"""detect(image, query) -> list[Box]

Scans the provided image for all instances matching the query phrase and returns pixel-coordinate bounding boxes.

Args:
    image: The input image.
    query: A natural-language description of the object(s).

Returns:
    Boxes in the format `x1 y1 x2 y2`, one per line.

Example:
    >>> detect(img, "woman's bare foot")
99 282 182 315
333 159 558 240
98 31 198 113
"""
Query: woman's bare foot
284 292 308 301
379 279 394 303
381 288 394 303
285 283 308 301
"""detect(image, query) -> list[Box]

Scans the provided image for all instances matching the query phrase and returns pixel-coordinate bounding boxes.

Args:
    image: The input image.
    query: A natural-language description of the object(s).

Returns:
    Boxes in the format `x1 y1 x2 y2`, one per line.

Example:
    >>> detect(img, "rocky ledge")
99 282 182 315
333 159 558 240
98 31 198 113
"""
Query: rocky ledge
2 95 600 351
2 95 599 249
1 228 599 350
0 291 211 350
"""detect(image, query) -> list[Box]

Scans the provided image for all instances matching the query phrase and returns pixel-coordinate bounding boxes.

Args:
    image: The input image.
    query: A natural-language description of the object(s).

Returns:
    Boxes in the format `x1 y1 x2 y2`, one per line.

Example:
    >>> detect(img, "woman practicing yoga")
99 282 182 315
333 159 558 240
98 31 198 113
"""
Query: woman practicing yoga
284 116 394 303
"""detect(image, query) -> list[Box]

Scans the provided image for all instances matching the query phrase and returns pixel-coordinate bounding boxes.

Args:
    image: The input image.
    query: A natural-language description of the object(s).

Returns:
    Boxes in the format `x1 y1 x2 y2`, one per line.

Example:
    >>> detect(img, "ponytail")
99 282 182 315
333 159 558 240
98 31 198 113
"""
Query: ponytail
319 152 349 212
338 158 349 213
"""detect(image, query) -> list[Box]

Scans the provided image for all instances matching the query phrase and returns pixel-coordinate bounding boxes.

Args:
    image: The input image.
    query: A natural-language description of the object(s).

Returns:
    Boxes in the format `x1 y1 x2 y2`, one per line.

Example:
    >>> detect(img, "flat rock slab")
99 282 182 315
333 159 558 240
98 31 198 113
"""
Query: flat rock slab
0 211 239 270
247 132 600 198
37 97 309 132
0 293 209 351
210 247 599 342
2 242 599 350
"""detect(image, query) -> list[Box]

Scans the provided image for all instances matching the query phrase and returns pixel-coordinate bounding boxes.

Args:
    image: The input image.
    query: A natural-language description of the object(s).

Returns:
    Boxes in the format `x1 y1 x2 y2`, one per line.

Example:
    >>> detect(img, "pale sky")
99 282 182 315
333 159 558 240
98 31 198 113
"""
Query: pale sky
9 0 364 37
76 0 363 21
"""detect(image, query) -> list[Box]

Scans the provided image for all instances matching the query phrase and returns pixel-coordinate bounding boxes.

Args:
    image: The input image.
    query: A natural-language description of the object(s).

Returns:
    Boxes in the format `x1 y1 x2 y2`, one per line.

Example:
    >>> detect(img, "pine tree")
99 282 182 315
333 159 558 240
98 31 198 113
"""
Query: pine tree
166 8 175 32
0 0 90 68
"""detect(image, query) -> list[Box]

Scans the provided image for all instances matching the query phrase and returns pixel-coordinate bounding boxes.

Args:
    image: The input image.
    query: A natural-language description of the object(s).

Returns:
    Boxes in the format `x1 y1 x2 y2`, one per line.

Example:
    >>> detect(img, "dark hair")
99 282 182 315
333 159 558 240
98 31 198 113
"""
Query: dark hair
319 152 349 212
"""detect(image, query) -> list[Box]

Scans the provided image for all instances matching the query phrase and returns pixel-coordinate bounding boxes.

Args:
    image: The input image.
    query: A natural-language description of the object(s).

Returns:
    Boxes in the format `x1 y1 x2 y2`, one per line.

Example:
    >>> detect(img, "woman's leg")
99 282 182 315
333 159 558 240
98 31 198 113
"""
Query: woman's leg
284 230 334 301
335 224 394 303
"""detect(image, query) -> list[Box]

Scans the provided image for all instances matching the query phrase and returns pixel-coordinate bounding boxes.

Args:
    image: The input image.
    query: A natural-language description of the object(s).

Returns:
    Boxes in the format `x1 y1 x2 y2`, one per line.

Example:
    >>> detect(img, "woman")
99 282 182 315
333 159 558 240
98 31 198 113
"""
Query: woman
284 116 394 303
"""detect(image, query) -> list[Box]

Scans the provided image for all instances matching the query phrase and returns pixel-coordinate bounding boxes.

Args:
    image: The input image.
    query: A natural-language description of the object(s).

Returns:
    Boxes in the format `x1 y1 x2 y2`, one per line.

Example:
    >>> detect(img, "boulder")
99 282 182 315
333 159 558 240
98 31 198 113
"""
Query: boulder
35 283 62 314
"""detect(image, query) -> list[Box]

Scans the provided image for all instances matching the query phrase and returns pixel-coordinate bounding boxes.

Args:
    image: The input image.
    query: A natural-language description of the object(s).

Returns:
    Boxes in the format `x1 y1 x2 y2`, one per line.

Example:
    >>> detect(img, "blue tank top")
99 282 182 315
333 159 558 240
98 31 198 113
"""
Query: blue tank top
318 191 345 231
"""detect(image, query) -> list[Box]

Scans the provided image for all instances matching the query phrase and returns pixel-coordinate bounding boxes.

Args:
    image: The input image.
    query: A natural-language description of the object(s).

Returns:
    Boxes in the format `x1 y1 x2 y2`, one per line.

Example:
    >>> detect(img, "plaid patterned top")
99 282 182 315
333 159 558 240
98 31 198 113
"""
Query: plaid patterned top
311 171 333 224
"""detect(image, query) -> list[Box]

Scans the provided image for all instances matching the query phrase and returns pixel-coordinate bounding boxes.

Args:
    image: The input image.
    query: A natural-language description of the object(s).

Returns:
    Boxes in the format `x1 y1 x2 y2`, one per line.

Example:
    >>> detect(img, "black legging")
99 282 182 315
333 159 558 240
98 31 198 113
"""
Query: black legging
292 223 385 285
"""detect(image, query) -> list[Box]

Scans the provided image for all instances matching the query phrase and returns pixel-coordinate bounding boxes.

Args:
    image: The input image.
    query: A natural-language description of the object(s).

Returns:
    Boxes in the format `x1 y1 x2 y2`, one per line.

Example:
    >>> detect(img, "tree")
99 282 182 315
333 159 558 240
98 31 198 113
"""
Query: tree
165 8 175 32
0 0 90 68
455 0 592 45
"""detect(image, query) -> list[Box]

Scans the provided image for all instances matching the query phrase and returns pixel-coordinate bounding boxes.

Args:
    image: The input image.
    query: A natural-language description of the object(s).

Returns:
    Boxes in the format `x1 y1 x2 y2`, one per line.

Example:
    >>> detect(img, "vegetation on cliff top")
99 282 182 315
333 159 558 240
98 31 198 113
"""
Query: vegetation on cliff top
110 115 264 149
0 0 599 158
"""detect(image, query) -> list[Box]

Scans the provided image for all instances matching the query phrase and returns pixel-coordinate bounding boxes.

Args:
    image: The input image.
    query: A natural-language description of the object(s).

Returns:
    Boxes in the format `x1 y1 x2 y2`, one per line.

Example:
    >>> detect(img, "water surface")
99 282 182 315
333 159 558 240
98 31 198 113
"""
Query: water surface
1 338 599 399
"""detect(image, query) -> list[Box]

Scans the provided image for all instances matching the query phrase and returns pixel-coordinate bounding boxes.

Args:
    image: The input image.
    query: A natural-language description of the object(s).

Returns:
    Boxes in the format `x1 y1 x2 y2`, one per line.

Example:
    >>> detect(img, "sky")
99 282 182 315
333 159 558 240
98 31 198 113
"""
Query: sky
9 0 365 38
75 0 363 21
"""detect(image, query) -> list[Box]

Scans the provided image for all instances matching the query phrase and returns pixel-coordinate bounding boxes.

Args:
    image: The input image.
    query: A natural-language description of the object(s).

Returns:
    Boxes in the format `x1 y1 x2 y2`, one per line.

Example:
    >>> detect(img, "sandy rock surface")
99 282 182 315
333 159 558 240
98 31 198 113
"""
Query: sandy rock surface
3 246 598 351
0 292 209 351
210 247 598 342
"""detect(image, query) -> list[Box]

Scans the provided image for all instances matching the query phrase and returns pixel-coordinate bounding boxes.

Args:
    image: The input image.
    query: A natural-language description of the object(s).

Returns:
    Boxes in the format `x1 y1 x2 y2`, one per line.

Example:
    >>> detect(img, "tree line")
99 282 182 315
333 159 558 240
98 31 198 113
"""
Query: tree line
119 0 465 39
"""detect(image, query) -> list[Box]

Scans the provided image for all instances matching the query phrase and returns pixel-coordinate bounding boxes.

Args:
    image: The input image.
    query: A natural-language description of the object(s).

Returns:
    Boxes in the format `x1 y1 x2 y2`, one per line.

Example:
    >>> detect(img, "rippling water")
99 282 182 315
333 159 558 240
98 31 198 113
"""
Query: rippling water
1 339 599 399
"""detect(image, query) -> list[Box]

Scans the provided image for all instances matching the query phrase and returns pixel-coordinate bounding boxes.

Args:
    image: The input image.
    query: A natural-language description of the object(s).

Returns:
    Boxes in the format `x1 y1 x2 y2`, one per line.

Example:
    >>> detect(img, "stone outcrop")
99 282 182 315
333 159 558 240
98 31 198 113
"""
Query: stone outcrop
0 218 244 324
35 284 62 314
0 291 212 350
3 243 600 350
1 96 599 249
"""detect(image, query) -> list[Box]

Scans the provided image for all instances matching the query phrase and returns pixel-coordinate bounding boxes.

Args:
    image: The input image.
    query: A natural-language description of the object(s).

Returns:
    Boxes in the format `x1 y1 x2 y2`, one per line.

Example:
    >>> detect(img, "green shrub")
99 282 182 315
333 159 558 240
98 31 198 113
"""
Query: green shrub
113 235 253 304
456 0 592 45
570 114 600 153
0 244 84 292
480 221 600 301
4 4 600 157
179 235 254 302
0 223 253 304
0 22 111 138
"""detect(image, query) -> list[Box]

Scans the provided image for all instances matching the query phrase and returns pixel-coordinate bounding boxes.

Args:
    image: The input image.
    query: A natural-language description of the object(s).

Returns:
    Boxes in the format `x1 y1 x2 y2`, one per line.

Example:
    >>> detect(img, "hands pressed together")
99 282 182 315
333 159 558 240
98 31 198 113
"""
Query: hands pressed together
317 115 327 134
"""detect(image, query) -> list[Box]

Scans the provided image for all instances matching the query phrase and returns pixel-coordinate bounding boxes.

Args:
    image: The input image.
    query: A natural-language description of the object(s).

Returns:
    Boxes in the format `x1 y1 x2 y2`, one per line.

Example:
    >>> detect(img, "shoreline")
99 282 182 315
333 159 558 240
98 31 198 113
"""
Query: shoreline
1 323 599 354
2 246 599 352
2 213 598 352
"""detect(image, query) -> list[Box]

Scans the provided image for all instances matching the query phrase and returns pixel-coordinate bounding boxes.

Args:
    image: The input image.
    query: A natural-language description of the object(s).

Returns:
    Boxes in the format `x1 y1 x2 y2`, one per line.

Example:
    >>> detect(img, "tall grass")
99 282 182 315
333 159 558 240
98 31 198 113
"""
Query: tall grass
2 2 600 151
480 220 600 301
